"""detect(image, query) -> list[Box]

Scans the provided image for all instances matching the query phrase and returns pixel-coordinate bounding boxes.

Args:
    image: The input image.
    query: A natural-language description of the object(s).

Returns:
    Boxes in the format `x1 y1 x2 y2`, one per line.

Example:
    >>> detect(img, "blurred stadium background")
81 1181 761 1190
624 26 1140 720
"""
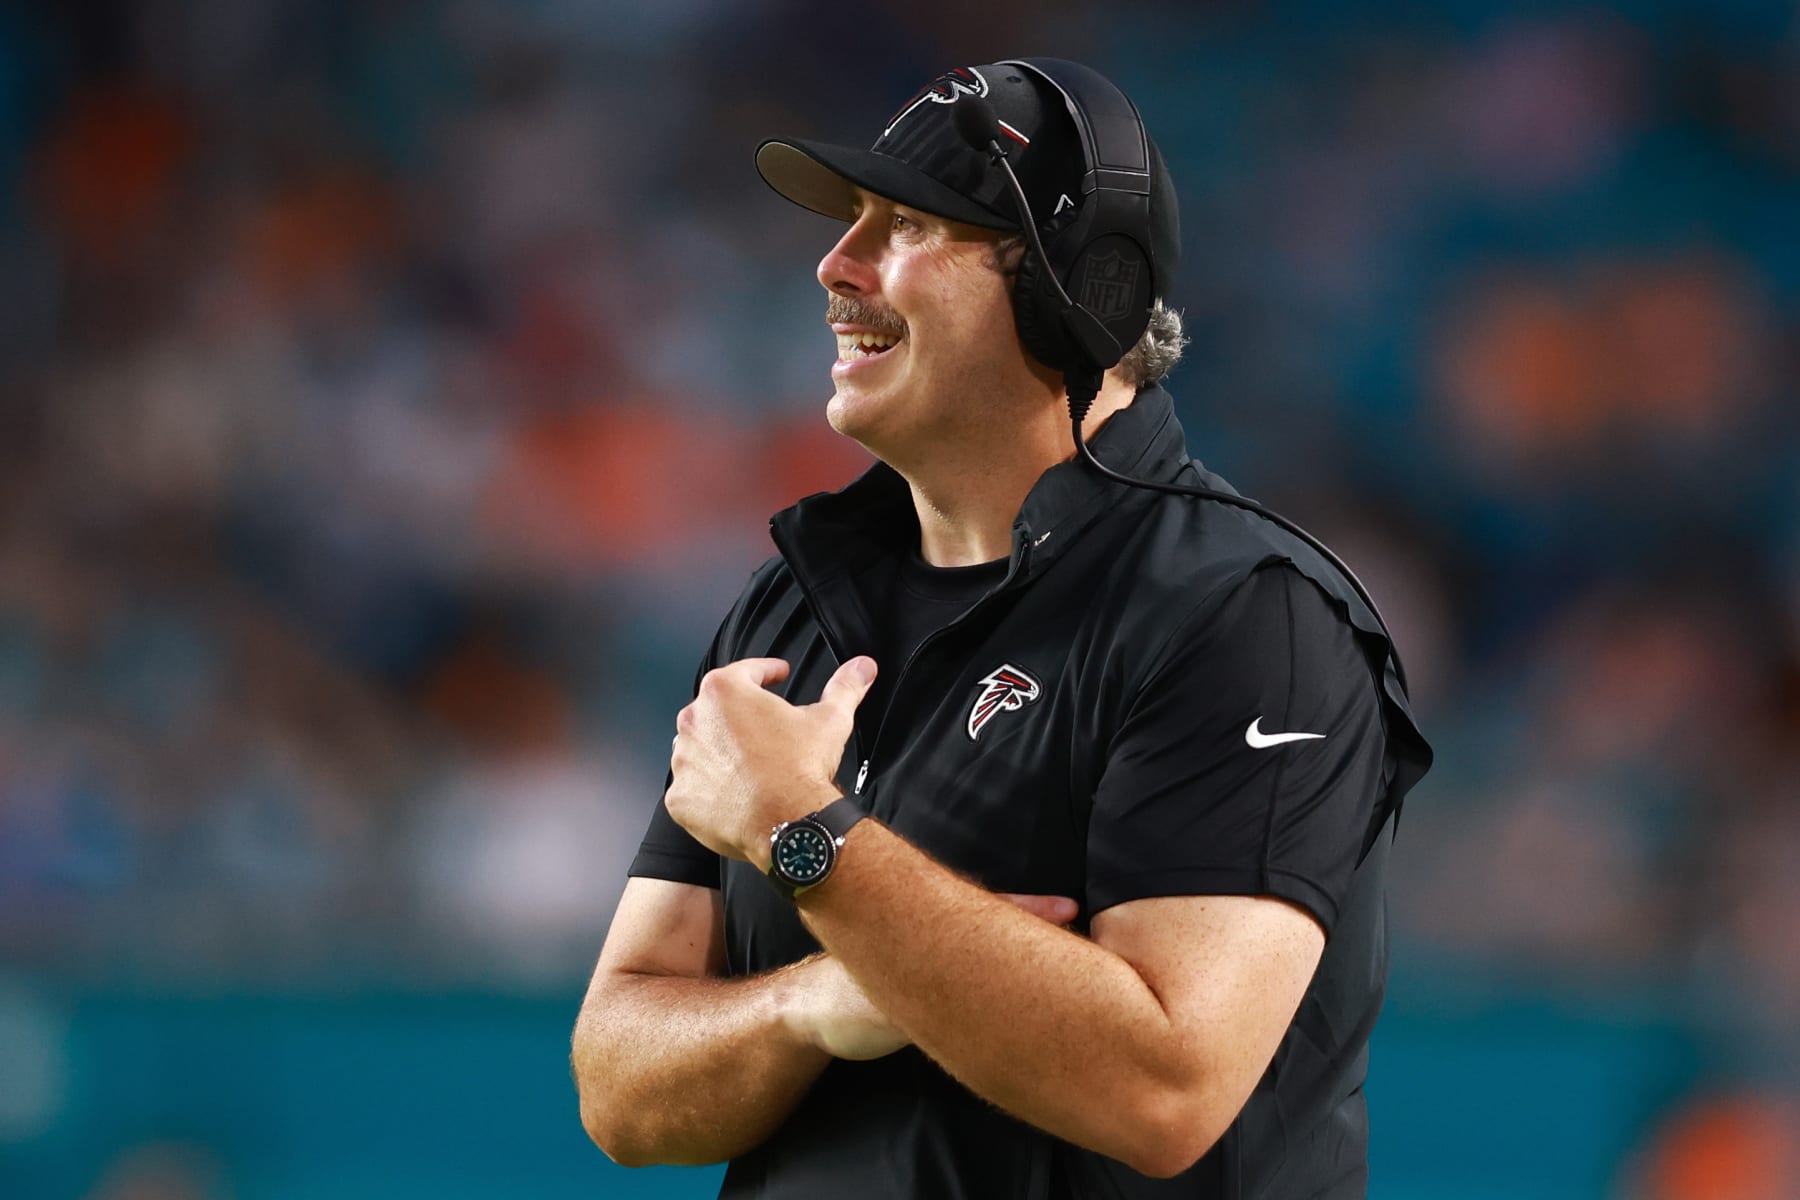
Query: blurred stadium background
2 0 1798 1196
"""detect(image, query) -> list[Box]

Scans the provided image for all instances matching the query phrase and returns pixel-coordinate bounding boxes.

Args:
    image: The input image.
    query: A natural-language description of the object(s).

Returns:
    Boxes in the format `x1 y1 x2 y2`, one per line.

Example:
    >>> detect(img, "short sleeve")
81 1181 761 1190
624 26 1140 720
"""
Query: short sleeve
1085 564 1387 936
627 763 721 888
626 632 729 890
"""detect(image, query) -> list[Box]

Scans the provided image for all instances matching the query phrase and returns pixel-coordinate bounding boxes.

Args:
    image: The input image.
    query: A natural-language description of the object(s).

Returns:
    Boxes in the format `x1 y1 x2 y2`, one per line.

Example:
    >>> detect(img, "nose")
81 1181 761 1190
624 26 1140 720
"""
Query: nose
817 212 882 298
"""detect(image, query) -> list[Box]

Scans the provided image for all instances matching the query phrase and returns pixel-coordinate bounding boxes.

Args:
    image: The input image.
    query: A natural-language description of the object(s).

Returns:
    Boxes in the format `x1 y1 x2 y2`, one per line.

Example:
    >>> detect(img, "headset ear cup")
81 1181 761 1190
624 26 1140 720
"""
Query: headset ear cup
1012 242 1070 371
1067 232 1154 364
1011 207 1085 371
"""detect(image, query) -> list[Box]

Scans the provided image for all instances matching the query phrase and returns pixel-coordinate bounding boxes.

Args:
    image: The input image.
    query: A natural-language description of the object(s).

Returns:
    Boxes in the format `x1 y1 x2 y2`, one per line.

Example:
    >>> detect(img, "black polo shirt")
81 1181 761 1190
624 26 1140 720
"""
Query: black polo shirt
629 385 1433 1199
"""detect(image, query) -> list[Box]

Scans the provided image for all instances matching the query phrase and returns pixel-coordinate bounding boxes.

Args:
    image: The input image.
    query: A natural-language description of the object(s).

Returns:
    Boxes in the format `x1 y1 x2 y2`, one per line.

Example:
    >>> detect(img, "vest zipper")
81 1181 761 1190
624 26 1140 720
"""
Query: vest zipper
769 560 870 773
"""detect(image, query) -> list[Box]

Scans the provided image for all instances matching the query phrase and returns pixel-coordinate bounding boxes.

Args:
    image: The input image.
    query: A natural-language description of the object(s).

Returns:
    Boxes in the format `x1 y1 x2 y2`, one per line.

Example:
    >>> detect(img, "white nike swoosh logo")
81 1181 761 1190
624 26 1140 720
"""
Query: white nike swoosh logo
1245 717 1327 749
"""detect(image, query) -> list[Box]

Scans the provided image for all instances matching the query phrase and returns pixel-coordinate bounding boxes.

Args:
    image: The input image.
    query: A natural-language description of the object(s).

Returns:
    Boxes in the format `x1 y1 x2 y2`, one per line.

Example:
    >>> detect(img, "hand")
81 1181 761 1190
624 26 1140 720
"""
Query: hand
665 656 878 864
786 893 1081 1061
785 954 908 1062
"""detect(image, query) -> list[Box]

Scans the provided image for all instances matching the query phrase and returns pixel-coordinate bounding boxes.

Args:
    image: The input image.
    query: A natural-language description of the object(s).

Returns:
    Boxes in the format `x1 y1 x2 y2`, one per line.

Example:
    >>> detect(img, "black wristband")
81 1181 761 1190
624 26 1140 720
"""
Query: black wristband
812 795 868 842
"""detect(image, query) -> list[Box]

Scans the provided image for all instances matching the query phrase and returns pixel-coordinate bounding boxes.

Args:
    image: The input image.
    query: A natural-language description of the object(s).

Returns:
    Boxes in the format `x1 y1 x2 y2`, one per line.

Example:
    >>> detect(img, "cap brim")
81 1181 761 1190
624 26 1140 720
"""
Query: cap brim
755 139 1017 231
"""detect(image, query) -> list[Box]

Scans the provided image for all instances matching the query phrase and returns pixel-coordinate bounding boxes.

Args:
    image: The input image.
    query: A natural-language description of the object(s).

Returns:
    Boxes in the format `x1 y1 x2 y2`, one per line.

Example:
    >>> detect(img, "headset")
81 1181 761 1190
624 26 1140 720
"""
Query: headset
954 58 1411 688
994 59 1157 396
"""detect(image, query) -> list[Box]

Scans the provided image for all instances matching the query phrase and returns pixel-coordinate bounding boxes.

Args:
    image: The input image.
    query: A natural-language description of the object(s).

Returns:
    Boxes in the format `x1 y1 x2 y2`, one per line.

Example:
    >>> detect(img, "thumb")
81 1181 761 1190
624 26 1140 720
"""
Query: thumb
1000 893 1081 925
816 656 878 719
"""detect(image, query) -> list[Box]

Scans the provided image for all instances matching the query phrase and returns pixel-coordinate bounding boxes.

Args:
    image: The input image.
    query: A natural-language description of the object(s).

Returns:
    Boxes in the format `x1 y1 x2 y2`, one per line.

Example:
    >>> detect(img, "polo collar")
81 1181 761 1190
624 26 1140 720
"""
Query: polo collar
769 385 1192 596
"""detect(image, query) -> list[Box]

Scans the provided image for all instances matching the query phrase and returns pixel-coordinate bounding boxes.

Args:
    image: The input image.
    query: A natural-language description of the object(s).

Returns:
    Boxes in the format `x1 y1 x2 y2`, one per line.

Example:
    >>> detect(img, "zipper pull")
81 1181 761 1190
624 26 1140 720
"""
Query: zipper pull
854 759 870 795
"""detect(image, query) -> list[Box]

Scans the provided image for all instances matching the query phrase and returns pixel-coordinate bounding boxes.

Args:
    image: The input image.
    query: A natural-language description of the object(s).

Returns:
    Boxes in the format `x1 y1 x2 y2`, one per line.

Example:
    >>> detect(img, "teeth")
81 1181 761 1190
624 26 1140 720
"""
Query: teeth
835 330 902 360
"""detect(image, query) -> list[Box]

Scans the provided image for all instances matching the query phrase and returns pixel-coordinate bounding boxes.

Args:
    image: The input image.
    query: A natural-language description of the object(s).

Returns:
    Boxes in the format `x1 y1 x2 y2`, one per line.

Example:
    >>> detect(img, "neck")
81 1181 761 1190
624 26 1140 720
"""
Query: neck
908 372 1140 567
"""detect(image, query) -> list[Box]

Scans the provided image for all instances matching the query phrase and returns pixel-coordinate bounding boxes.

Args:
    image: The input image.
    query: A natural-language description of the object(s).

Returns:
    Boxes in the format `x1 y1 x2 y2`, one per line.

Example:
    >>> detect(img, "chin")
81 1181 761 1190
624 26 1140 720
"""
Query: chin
825 385 895 449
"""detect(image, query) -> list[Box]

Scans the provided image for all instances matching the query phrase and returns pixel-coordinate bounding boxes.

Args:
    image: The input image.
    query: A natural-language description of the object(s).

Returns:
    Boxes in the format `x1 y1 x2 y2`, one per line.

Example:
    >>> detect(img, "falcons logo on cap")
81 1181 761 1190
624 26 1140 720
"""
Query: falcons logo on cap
884 66 990 137
967 663 1042 741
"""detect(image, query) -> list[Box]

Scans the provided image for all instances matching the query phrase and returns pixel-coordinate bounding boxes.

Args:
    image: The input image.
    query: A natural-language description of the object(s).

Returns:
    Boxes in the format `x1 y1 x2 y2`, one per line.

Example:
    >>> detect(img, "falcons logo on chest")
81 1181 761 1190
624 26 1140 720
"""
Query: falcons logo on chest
967 663 1043 741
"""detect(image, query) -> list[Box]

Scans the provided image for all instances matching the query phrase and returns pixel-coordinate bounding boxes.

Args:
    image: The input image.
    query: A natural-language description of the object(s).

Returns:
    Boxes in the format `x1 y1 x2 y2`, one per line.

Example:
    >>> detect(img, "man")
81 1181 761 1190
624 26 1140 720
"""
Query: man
573 59 1432 1198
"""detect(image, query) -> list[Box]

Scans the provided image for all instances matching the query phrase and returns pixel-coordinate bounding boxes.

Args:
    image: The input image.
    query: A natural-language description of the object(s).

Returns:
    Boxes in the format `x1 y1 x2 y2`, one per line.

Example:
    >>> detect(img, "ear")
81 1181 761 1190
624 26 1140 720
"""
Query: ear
989 234 1028 277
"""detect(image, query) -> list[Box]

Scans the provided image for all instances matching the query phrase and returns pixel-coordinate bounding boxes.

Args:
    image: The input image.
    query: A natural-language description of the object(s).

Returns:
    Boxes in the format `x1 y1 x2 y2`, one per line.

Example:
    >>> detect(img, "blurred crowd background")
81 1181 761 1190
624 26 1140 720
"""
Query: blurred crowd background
2 0 1798 1197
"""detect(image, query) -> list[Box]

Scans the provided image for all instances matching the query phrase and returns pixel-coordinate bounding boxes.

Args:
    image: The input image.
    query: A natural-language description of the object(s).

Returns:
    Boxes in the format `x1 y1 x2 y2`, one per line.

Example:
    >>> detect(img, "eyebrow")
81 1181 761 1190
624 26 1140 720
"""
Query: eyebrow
850 192 935 229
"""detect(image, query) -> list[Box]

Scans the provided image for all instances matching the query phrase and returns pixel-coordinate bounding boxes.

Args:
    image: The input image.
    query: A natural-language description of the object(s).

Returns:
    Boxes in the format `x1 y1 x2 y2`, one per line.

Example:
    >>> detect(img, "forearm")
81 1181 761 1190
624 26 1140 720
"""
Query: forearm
796 822 1202 1175
572 964 827 1166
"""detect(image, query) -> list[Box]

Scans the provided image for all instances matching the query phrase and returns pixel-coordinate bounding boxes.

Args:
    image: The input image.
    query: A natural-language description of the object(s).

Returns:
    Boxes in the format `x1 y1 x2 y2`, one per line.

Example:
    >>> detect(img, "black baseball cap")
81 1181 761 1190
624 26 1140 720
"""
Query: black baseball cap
756 61 1180 299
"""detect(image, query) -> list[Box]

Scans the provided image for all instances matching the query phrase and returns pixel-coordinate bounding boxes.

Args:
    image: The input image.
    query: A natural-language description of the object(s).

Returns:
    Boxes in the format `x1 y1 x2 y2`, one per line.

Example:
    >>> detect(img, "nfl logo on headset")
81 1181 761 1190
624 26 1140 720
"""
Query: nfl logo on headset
1079 250 1140 323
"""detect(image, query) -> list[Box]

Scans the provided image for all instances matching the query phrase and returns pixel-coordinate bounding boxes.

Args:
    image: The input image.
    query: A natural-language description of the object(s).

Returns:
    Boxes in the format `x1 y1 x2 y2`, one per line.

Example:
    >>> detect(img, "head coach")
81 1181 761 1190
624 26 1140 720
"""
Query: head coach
572 58 1433 1199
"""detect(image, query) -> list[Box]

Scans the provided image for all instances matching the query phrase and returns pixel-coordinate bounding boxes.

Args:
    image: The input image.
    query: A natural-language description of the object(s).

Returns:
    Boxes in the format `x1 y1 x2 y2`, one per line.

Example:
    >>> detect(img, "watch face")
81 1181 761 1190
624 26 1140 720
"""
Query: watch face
774 823 835 885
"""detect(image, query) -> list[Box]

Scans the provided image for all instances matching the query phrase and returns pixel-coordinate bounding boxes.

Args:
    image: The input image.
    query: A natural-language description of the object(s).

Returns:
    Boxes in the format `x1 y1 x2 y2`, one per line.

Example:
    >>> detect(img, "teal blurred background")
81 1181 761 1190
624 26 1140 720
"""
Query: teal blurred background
2 1 1798 1197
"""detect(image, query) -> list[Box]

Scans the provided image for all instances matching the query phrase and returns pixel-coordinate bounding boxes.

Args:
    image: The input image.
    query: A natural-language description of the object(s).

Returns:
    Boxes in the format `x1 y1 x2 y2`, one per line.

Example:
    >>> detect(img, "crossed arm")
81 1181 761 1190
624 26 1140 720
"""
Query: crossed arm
572 876 1081 1167
572 879 825 1168
787 822 1324 1176
571 656 1327 1177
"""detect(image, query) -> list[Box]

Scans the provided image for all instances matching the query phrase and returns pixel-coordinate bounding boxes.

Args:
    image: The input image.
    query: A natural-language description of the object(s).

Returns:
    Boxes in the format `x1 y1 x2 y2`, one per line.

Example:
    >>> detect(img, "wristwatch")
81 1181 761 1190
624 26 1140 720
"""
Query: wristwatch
766 796 867 901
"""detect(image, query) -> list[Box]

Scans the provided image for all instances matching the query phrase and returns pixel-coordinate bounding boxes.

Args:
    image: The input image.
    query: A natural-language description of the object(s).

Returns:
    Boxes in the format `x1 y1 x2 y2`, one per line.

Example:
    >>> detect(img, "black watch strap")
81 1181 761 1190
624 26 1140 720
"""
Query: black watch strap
812 795 868 841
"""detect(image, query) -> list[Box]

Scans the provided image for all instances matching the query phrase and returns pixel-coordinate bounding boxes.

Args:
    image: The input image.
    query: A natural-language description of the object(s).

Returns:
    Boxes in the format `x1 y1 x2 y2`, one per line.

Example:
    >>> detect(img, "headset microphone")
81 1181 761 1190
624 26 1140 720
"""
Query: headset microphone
954 86 1409 688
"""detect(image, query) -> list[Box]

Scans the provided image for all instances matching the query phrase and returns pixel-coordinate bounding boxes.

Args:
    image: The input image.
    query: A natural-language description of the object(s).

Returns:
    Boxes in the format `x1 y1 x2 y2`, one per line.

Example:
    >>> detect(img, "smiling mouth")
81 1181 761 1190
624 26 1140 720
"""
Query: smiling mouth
835 330 903 362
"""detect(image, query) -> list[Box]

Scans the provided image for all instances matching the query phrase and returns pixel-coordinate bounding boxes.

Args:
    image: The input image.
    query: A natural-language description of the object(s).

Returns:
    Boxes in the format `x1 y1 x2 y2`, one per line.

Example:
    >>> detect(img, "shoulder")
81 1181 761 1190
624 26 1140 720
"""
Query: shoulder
712 553 806 662
1070 483 1393 744
1134 560 1373 712
1093 480 1435 834
734 553 794 612
1107 482 1361 650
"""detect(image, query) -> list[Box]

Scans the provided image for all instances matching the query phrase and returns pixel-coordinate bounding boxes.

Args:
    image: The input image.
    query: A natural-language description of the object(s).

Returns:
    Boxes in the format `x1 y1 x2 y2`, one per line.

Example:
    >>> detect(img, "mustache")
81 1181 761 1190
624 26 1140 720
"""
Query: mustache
826 295 906 337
